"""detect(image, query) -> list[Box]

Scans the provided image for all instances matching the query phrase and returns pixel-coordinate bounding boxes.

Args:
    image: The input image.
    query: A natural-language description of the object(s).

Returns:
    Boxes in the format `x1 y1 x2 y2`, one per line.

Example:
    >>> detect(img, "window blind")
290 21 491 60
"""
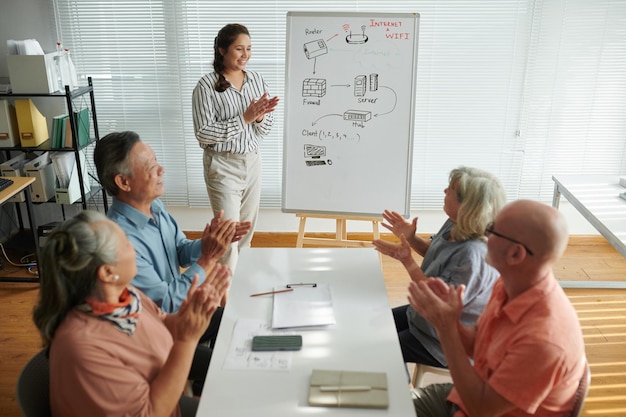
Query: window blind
519 0 626 201
53 0 626 210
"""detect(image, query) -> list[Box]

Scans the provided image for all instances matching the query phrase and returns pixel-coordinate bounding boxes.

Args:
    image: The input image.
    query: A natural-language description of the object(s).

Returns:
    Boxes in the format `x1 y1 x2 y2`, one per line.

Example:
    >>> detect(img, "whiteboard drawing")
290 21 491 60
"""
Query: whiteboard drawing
303 39 328 59
354 75 366 96
304 144 332 167
302 78 326 97
283 12 419 216
343 110 371 122
346 25 368 44
370 73 379 91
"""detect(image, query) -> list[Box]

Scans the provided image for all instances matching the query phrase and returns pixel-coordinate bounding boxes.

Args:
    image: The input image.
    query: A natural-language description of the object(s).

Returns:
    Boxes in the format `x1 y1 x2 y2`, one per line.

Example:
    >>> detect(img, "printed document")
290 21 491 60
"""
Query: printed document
272 283 336 329
222 318 294 371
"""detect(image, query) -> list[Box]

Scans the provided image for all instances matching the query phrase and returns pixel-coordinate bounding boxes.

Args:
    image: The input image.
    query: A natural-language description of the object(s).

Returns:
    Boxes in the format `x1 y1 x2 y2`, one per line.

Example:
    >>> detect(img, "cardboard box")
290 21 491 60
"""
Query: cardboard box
7 53 60 94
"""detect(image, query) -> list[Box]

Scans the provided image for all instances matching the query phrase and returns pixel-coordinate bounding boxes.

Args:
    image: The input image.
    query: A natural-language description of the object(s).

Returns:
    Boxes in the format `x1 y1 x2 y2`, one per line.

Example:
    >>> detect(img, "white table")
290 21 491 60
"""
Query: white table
196 248 416 417
552 175 626 289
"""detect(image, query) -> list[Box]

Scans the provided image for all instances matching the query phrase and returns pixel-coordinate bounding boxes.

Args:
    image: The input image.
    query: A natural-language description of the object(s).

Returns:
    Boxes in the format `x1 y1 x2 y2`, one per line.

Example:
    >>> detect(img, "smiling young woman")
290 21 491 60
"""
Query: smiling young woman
192 23 280 274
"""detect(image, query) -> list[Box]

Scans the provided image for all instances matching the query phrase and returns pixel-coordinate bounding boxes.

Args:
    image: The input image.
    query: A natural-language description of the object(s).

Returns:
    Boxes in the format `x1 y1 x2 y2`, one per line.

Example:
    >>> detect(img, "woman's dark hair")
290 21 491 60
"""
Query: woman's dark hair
33 211 119 345
93 131 141 196
213 23 250 92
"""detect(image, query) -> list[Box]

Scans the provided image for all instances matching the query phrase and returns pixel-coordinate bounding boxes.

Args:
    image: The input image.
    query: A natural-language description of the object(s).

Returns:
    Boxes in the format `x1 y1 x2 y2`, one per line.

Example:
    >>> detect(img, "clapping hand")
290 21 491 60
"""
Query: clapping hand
233 221 252 242
407 278 465 332
372 233 413 263
175 266 230 343
243 92 279 124
381 209 418 240
209 210 252 243
201 217 236 261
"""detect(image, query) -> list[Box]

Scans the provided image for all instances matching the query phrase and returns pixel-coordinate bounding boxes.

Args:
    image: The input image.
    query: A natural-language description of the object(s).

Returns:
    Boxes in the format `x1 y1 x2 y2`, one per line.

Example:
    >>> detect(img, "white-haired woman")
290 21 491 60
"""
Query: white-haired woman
373 166 507 369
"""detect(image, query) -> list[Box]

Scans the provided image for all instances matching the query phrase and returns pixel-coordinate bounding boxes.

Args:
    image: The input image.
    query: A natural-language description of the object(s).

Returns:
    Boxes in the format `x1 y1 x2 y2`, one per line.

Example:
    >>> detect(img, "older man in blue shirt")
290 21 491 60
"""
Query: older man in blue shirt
94 130 251 393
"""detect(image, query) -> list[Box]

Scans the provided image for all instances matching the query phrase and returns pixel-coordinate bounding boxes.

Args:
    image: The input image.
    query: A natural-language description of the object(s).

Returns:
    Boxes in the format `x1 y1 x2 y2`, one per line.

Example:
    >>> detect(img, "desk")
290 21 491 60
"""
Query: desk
0 176 39 283
552 175 626 289
197 248 416 417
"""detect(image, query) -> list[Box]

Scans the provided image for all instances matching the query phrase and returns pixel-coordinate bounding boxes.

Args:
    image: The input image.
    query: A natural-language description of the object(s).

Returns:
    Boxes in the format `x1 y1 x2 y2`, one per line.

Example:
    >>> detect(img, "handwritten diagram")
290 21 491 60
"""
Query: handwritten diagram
223 319 295 371
296 21 405 168
282 12 419 216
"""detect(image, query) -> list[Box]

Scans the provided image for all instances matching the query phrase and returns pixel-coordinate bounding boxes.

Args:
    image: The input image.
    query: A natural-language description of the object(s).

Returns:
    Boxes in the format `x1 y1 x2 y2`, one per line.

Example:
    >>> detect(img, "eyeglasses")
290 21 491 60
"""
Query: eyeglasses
485 224 534 256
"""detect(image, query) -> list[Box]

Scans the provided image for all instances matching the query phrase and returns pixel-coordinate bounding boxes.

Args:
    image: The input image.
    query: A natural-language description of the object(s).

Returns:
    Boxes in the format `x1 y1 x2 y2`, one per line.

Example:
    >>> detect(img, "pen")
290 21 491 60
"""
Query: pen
319 385 372 392
249 288 294 297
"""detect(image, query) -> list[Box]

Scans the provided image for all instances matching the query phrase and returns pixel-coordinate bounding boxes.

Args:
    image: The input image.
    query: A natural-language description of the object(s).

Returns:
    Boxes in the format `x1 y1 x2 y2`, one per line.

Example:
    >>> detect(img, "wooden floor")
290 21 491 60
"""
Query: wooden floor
1 233 625 416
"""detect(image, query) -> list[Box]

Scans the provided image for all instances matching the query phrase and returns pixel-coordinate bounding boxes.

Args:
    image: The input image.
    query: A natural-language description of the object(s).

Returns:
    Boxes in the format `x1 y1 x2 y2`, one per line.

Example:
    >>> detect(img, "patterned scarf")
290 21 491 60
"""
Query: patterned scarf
78 287 142 335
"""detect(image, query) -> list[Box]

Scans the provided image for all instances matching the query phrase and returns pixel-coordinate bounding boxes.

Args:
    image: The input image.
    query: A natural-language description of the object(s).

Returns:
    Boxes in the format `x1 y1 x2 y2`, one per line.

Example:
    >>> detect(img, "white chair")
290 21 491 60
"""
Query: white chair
411 363 451 388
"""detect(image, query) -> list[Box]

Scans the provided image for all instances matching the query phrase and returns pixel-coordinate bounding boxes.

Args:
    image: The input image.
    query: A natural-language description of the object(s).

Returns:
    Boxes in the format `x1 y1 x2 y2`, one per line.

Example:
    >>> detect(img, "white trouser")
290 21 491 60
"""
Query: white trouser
203 148 261 274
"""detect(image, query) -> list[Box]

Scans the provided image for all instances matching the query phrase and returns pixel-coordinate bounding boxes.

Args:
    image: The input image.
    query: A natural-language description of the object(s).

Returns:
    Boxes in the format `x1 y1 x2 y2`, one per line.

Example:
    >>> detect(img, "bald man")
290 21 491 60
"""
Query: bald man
409 200 585 417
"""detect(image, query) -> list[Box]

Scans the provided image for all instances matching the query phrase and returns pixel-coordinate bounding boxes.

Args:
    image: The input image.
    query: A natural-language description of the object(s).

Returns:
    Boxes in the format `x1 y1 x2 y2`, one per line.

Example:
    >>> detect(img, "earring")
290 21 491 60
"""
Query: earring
113 274 120 282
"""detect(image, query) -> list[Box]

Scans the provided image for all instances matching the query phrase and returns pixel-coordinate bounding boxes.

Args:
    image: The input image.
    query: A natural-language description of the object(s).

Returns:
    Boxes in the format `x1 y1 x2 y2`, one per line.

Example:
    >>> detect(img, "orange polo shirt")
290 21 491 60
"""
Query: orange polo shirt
448 276 585 417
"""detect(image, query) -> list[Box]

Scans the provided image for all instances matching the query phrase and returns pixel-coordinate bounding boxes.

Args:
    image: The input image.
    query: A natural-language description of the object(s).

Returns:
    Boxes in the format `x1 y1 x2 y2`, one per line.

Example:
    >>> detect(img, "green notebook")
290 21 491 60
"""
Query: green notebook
308 369 389 409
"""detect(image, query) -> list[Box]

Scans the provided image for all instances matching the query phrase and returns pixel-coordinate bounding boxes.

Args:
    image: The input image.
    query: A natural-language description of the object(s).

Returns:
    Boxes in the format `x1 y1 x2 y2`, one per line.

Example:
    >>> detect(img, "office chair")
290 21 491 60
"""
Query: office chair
569 358 591 417
16 349 51 417
411 363 451 388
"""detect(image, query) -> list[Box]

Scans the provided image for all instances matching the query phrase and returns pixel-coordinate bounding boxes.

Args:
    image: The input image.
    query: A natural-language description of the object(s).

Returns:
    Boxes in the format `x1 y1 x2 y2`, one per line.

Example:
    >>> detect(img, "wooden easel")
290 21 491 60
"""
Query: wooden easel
295 213 382 248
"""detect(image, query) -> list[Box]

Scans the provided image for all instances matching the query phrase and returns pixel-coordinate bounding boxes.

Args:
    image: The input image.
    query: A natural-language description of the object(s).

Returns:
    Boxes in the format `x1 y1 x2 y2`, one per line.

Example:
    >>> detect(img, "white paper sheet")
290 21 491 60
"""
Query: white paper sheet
222 318 294 371
271 283 336 329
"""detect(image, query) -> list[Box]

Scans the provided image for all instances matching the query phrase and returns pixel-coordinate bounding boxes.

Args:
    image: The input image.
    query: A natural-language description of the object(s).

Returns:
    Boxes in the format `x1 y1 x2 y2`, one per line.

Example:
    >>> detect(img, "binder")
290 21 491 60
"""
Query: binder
15 99 49 147
72 107 90 147
63 116 72 148
0 100 20 148
24 152 56 202
308 369 389 409
50 114 68 149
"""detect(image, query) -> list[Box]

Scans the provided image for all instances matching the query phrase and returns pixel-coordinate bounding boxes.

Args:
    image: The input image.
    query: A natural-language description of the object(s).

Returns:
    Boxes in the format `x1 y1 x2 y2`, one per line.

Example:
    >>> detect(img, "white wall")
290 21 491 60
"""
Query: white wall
169 203 599 235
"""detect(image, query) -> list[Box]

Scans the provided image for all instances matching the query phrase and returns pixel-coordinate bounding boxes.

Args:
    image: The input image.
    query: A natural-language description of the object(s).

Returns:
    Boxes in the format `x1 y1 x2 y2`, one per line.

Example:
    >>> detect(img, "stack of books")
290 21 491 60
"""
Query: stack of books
50 107 89 148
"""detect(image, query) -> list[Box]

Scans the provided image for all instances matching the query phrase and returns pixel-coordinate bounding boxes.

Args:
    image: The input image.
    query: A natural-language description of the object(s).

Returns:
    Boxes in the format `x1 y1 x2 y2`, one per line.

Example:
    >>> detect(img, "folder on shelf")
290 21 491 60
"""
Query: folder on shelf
308 369 389 409
50 114 68 149
24 152 56 202
57 107 89 148
0 100 20 148
72 107 90 147
63 116 72 148
15 99 49 147
52 150 90 204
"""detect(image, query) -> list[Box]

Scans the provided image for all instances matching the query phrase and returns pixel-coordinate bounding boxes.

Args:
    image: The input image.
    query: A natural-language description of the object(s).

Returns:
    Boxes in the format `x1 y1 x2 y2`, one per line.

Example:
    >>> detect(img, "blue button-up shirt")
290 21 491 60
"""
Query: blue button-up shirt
108 198 205 313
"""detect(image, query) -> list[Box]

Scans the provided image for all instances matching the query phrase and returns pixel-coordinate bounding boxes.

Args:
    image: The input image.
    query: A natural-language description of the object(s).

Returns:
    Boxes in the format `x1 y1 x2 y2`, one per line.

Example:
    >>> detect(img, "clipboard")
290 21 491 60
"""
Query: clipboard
271 283 336 329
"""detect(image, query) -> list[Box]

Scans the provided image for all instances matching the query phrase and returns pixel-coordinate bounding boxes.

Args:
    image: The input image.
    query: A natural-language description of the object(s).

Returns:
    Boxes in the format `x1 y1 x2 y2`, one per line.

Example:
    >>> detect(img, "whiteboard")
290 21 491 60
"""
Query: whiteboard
282 12 419 217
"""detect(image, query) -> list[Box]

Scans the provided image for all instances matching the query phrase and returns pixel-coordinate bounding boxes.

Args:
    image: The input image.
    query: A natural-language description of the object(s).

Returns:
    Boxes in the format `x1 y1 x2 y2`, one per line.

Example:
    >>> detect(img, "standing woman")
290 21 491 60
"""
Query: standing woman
33 211 229 417
192 23 279 273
